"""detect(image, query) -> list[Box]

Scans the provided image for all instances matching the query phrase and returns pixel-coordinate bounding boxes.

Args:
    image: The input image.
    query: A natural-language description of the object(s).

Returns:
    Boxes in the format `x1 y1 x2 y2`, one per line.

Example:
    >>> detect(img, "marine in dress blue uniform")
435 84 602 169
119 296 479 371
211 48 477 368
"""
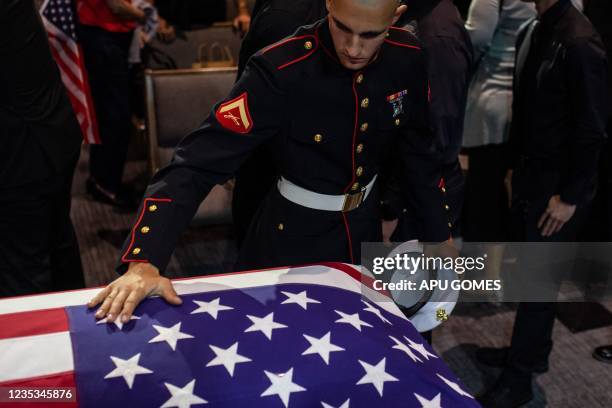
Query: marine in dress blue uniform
116 18 451 275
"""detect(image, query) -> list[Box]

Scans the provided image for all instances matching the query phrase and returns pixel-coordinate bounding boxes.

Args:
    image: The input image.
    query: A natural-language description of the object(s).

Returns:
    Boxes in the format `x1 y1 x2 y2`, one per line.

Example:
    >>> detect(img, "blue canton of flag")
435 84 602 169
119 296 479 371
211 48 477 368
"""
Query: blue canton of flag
41 0 77 40
67 278 480 408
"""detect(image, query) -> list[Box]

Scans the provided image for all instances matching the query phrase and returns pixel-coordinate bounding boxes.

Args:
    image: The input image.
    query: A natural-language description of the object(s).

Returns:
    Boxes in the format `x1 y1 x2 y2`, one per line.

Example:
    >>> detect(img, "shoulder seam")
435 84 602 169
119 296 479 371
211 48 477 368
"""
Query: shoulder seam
385 26 422 50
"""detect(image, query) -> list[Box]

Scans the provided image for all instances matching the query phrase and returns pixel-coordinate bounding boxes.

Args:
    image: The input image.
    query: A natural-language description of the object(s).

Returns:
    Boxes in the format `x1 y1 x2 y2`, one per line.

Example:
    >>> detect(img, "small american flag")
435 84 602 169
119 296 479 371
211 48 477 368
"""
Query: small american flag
40 0 100 144
0 264 480 408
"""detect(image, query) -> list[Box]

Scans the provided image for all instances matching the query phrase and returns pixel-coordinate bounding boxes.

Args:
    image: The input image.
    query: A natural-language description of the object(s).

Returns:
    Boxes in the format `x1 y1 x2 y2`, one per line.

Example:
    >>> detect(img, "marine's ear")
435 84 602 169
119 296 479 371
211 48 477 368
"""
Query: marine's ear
392 4 408 26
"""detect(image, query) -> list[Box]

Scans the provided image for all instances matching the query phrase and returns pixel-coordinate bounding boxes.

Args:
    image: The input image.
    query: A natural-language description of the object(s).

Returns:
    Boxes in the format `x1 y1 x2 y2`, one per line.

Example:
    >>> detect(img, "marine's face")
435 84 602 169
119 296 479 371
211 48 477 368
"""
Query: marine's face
327 0 405 70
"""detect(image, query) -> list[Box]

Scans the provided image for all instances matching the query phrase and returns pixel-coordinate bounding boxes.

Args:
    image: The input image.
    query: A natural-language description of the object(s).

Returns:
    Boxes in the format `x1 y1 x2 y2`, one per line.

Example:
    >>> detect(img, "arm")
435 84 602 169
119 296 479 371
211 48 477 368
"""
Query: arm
560 37 608 205
465 0 501 62
426 35 473 162
233 0 252 35
105 0 146 23
89 54 287 322
398 51 451 243
538 37 608 236
507 24 530 172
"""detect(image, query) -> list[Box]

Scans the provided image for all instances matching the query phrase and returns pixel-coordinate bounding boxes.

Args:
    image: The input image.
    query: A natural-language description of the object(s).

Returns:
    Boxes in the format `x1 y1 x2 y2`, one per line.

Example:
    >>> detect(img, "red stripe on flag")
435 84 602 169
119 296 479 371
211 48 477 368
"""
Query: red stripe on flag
314 262 392 297
0 371 77 408
76 45 100 144
0 308 69 340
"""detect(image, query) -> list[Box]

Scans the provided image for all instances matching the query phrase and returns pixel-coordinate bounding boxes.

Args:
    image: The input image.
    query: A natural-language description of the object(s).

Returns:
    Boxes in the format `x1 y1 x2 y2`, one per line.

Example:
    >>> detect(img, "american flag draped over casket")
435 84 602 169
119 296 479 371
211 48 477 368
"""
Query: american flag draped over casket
0 264 479 408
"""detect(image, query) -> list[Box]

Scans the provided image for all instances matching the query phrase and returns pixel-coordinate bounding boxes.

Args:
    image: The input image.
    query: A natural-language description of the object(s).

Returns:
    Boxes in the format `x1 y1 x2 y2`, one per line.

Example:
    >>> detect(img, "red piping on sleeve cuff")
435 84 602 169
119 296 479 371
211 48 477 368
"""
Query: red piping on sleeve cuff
121 197 172 264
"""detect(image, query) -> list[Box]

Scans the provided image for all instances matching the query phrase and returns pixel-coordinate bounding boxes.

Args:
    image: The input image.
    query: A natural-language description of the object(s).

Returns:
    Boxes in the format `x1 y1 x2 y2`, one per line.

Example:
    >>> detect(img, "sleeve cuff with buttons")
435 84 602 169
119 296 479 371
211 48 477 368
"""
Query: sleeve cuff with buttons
116 197 174 275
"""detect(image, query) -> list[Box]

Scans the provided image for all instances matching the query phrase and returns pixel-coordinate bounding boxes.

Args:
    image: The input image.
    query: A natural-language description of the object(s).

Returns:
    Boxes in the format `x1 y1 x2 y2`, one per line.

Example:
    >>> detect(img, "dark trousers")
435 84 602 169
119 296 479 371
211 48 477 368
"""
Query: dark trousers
506 193 587 374
462 143 510 242
80 25 133 192
580 120 612 241
0 161 84 297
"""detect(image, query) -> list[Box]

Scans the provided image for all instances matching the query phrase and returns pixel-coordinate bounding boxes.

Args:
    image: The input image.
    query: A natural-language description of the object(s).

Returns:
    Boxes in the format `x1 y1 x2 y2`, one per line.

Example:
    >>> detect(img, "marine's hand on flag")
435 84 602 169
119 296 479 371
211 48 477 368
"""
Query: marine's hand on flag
88 263 182 324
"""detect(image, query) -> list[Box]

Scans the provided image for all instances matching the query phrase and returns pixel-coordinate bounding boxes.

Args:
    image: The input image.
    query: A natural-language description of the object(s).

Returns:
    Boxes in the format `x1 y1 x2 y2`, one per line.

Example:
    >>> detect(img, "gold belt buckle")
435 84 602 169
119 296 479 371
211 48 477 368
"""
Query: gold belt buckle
342 189 366 212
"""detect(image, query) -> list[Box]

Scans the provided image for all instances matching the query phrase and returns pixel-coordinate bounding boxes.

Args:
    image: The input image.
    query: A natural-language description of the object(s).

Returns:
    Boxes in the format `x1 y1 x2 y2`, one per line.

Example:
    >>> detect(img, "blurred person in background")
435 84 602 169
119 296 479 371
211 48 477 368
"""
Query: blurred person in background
155 0 251 34
461 0 535 281
582 0 612 365
78 0 156 209
380 0 473 245
476 0 608 406
0 0 84 296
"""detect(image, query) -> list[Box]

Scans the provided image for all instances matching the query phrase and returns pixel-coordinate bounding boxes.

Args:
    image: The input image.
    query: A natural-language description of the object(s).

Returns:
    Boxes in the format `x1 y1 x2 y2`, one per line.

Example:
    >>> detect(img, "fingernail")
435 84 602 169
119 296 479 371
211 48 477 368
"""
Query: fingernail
95 310 102 317
122 315 128 323
107 314 113 320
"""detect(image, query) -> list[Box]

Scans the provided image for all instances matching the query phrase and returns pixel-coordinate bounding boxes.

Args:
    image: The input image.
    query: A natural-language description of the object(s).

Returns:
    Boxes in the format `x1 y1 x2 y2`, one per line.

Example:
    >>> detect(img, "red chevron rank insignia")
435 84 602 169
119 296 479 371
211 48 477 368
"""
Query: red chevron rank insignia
215 92 253 134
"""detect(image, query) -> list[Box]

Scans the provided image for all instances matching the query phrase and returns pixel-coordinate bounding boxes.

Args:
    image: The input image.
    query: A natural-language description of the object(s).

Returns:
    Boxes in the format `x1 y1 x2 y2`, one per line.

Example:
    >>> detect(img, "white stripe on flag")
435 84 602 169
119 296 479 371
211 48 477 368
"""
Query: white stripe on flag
0 265 406 319
0 332 74 382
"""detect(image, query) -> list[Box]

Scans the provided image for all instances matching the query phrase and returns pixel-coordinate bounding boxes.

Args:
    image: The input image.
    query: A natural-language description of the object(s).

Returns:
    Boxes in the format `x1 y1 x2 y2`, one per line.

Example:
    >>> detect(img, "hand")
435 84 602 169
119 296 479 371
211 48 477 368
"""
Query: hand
157 17 176 43
537 195 576 237
504 169 513 208
382 219 398 244
233 12 251 37
88 262 182 324
424 239 459 260
138 29 148 48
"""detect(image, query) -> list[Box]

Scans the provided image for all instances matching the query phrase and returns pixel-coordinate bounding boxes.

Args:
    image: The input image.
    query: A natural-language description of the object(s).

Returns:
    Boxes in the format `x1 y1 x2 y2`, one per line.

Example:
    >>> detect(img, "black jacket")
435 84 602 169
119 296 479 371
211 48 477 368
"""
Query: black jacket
0 0 82 189
510 0 608 205
584 0 612 118
118 20 451 273
380 0 473 226
401 0 473 164
237 0 327 77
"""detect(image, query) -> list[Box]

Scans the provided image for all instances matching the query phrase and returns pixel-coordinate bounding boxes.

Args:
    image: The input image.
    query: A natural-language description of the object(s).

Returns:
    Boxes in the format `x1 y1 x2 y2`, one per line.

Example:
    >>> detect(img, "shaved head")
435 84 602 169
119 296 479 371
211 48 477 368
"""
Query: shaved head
330 0 401 20
352 0 402 14
326 0 406 70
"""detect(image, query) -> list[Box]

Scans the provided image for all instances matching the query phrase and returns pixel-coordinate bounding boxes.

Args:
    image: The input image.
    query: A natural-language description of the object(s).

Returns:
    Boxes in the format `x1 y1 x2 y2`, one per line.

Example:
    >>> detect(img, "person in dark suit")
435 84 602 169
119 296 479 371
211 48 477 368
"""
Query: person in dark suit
232 0 327 248
78 0 148 209
88 0 453 325
0 0 84 296
476 0 608 406
380 0 473 242
582 0 612 365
